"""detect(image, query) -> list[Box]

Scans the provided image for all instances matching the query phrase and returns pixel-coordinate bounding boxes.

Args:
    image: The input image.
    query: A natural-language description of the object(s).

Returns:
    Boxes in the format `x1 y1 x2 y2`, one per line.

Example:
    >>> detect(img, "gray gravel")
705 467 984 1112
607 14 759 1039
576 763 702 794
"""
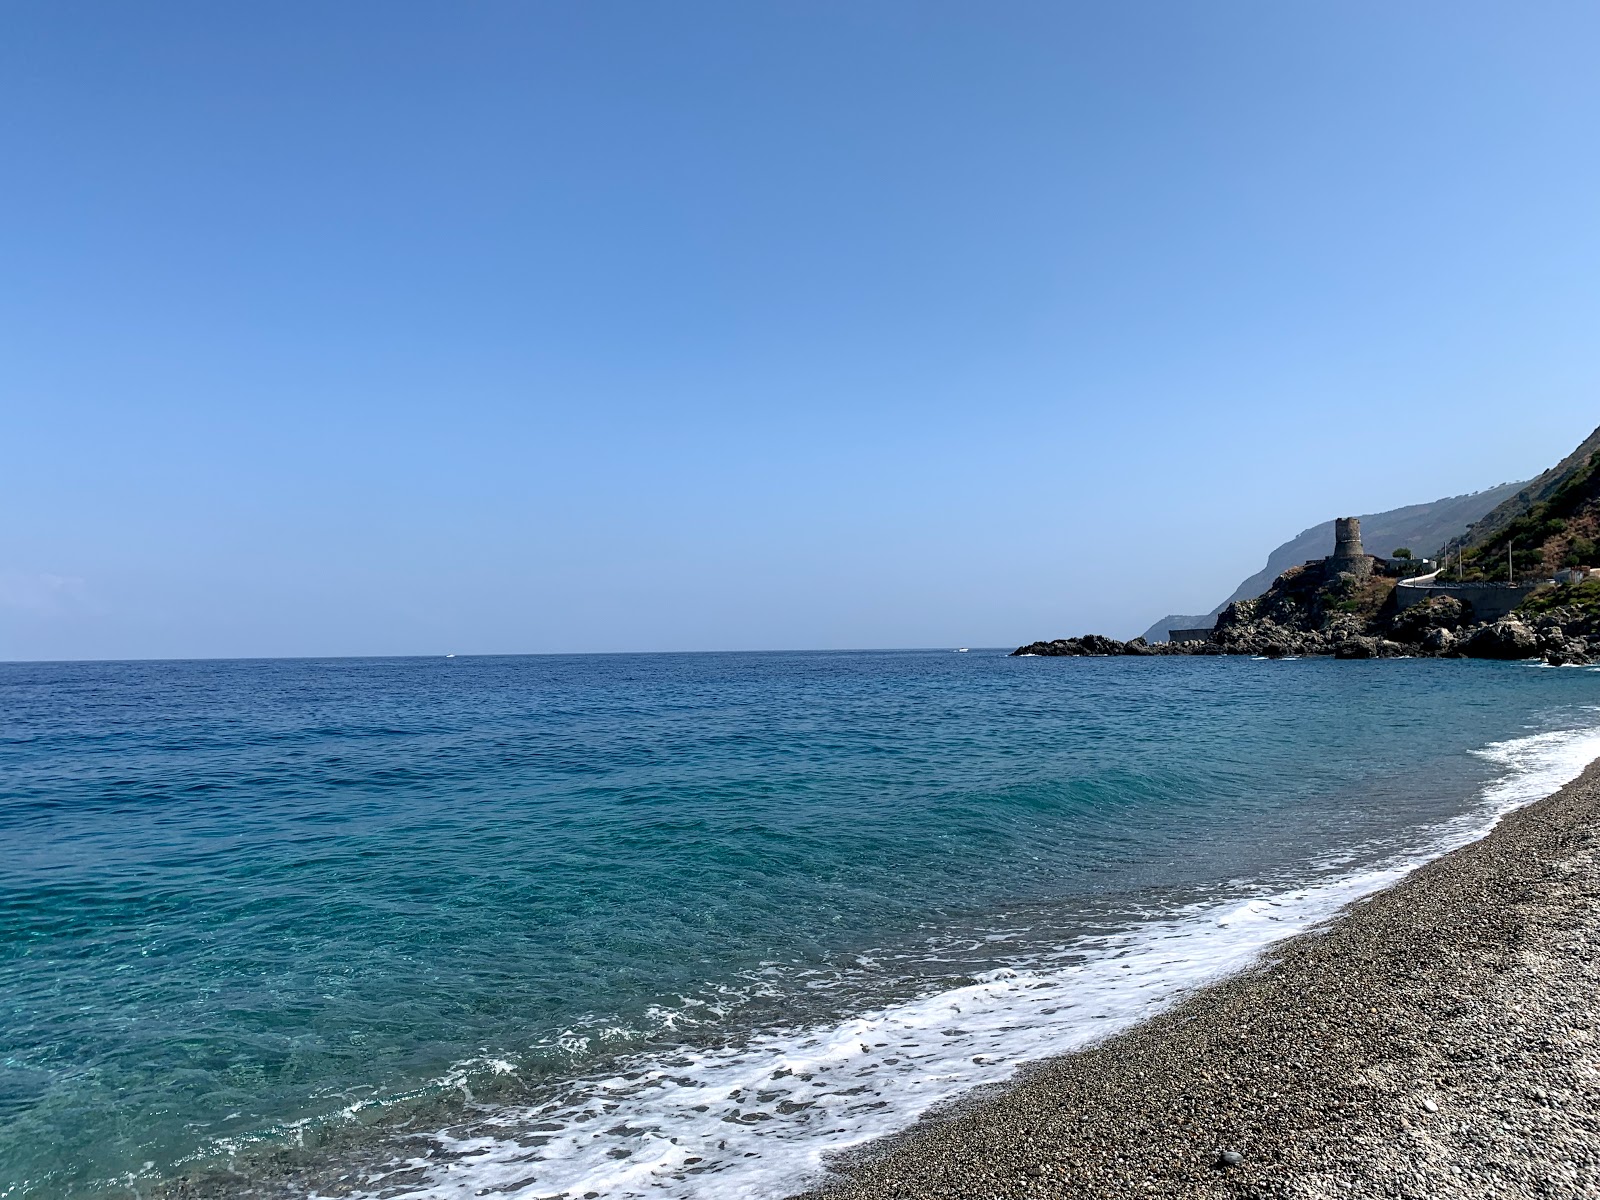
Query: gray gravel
794 760 1600 1200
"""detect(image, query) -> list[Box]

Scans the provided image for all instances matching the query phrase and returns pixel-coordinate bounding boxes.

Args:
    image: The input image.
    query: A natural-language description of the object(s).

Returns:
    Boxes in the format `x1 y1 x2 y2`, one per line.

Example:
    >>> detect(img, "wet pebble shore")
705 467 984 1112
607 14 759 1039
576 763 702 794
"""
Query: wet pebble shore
796 761 1600 1199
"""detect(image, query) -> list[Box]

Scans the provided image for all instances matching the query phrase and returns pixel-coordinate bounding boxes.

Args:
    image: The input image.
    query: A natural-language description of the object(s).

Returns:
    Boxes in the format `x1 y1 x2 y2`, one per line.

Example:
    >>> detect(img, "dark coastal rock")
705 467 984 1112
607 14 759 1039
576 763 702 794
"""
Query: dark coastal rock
1013 604 1553 662
1333 637 1378 659
1460 617 1540 660
1544 647 1588 666
1009 634 1174 658
1011 635 1140 657
1009 599 1592 664
1013 543 1598 662
1388 595 1466 643
1010 639 1078 657
1544 637 1592 666
1422 627 1457 655
1532 604 1600 640
1079 634 1125 656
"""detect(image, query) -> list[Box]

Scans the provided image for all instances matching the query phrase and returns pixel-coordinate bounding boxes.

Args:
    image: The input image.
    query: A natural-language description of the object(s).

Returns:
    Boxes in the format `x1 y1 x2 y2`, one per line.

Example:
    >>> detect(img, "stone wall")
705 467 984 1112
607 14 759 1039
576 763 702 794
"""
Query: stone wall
1394 577 1542 623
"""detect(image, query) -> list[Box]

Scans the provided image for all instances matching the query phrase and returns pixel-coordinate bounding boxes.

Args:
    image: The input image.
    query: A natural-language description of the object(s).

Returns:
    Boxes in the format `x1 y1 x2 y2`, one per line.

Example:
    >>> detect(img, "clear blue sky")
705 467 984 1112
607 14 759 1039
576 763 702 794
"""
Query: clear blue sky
5 2 1600 659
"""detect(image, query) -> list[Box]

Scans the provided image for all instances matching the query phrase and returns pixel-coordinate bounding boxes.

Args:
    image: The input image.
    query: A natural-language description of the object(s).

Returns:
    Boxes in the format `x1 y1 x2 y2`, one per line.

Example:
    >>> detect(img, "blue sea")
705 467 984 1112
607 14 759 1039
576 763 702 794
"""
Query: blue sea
5 651 1600 1199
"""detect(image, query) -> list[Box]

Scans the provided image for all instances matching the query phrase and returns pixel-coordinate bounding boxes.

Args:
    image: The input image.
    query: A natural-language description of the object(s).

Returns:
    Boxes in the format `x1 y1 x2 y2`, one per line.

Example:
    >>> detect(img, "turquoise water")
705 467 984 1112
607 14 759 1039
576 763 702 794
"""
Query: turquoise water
4 652 1599 1198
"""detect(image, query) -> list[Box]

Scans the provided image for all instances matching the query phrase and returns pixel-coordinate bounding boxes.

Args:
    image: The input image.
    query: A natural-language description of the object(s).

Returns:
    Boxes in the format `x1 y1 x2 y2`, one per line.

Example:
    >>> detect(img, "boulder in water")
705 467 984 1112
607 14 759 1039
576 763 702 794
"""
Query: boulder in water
1461 618 1539 660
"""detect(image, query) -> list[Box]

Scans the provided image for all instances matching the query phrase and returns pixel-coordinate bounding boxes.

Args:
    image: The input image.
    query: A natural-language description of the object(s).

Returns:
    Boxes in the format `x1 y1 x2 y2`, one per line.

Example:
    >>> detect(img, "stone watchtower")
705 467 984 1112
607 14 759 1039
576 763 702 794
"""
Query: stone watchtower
1330 516 1372 579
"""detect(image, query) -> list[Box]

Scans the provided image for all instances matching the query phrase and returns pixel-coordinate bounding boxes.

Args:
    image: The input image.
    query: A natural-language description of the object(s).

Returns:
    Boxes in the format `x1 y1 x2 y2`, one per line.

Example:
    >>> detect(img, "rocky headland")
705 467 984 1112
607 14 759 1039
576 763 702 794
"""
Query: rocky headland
1015 558 1600 666
1028 425 1600 666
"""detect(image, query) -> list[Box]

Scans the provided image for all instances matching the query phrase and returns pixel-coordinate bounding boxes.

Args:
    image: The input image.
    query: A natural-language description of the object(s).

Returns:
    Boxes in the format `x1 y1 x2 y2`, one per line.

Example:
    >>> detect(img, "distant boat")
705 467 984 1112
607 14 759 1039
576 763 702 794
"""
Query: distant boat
445 654 456 658
956 647 969 653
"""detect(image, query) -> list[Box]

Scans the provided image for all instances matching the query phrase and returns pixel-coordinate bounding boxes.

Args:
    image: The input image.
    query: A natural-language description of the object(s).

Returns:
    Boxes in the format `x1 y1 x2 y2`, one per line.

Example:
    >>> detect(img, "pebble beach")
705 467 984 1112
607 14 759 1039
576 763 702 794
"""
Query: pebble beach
798 758 1600 1200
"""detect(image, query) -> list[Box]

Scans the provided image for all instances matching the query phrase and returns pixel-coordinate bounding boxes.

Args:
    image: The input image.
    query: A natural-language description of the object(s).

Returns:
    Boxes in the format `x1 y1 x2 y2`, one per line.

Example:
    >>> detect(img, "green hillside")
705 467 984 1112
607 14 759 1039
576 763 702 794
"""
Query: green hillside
1446 425 1600 581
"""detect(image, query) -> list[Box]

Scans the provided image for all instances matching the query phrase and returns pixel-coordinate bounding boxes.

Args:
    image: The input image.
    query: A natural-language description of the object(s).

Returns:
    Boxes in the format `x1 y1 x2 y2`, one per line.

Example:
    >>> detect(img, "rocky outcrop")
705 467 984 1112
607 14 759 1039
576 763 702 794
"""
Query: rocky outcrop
1332 637 1378 660
1543 641 1592 667
1011 635 1181 658
1014 568 1588 664
1458 618 1539 660
1387 595 1467 644
1527 603 1600 642
1526 608 1595 665
1422 627 1457 655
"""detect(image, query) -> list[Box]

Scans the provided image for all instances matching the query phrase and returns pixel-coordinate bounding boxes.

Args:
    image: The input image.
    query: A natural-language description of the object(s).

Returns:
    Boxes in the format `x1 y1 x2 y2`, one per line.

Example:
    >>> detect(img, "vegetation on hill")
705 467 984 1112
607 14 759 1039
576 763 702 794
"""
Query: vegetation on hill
1518 578 1600 621
1219 563 1396 634
1452 445 1600 581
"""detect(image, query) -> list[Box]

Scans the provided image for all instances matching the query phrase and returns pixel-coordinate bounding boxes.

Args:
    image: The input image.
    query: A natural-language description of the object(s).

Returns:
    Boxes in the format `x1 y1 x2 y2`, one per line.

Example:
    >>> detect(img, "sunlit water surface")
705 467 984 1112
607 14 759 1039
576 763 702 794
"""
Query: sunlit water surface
3 652 1598 1198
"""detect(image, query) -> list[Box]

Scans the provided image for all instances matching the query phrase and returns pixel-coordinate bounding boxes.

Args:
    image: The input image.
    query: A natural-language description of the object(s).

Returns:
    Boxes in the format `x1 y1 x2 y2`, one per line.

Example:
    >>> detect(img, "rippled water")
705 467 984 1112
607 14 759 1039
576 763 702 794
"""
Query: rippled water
3 652 1598 1198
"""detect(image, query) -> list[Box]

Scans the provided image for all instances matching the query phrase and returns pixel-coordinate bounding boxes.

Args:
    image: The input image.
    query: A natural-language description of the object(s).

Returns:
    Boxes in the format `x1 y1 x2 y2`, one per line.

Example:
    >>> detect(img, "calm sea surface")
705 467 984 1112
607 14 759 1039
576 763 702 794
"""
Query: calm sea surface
4 652 1599 1198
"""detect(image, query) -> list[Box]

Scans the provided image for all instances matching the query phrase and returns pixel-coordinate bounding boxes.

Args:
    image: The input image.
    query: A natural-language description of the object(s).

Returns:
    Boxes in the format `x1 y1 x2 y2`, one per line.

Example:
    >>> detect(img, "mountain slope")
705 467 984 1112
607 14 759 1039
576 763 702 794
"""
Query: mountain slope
1445 424 1600 579
1140 480 1526 642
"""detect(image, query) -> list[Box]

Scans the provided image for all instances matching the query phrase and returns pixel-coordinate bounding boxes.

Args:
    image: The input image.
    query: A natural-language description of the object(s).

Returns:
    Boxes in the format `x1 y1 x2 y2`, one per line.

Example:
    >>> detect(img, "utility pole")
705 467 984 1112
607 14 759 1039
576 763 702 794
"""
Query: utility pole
1508 537 1516 585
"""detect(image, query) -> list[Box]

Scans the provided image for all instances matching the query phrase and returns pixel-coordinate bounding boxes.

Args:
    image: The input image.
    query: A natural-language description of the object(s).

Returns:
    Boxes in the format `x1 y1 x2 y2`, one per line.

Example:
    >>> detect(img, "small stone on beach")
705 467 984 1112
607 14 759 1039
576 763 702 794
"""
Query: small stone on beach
1217 1149 1243 1168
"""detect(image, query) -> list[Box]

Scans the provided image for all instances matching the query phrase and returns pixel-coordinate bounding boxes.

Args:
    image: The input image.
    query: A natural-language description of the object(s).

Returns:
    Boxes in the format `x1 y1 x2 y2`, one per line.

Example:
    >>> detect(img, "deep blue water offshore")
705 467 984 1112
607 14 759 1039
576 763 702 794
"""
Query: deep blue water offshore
5 651 1600 1198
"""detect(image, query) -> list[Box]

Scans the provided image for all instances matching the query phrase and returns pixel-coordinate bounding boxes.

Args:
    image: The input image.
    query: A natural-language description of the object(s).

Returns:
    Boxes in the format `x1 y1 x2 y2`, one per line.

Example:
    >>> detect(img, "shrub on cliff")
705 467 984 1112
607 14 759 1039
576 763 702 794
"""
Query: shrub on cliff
1519 578 1600 622
1563 536 1597 567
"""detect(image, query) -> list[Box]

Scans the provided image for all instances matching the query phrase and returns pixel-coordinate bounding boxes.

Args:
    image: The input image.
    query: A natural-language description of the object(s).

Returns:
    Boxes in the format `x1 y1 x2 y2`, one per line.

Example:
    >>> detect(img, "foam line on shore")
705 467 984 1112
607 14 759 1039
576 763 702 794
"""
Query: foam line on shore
337 720 1600 1200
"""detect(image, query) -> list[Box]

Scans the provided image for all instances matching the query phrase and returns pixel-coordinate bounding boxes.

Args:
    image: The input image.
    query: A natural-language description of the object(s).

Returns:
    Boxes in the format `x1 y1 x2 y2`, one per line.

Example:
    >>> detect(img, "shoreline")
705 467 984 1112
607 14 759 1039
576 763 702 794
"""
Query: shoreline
154 718 1600 1200
794 756 1600 1200
115 687 1600 1200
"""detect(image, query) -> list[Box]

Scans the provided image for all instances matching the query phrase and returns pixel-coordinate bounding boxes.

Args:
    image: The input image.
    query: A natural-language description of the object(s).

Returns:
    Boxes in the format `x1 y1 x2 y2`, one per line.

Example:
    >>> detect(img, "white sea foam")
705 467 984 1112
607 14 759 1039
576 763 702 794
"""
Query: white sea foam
340 719 1600 1200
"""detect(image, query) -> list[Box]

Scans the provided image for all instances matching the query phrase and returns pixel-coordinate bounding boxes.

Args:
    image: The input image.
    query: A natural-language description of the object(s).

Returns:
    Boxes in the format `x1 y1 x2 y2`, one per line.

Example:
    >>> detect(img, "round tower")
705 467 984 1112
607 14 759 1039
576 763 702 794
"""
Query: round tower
1330 516 1372 578
1333 517 1364 560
